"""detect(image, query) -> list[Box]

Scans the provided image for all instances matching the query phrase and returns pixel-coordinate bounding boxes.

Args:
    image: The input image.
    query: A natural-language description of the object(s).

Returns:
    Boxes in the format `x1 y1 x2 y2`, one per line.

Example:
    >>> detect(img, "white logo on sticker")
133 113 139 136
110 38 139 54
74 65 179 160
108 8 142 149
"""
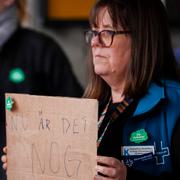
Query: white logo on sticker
121 146 155 156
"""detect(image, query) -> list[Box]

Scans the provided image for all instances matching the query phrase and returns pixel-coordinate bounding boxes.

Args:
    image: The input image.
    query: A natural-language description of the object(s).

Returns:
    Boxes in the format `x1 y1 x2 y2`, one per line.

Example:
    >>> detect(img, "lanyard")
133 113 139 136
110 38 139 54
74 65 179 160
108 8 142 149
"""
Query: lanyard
97 97 133 148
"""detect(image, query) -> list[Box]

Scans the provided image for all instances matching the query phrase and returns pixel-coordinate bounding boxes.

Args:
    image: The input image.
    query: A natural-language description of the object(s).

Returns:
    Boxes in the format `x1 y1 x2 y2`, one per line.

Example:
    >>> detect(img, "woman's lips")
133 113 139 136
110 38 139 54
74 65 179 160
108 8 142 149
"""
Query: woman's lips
94 54 107 58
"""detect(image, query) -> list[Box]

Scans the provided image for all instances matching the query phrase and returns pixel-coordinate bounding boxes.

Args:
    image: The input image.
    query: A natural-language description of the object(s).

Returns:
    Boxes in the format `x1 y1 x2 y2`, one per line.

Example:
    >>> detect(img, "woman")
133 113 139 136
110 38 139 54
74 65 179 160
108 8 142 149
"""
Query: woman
2 0 180 179
83 0 180 179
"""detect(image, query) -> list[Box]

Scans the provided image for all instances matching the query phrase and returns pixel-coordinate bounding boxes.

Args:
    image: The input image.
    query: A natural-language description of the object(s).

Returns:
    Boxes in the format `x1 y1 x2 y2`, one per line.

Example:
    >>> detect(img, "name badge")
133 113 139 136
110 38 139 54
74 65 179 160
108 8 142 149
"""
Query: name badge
121 145 155 156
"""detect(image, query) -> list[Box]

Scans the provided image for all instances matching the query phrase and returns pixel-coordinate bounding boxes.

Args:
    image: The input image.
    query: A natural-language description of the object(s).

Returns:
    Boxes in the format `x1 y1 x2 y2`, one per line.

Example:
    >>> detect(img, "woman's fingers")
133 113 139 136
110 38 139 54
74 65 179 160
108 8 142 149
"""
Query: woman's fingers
97 156 120 167
95 156 127 180
1 146 7 170
1 154 7 170
3 146 7 153
95 164 117 177
94 174 110 180
1 155 7 163
2 162 7 170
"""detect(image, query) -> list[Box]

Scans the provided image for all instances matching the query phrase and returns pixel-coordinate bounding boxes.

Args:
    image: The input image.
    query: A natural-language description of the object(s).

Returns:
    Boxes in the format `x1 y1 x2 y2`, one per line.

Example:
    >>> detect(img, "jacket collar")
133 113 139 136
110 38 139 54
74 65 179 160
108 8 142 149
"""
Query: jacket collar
133 82 165 117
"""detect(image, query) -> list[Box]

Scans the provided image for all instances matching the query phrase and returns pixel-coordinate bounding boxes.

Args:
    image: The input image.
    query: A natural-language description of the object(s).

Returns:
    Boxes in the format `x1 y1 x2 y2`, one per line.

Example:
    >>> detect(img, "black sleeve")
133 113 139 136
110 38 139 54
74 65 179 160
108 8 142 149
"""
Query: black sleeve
30 34 84 98
7 28 84 98
43 41 84 97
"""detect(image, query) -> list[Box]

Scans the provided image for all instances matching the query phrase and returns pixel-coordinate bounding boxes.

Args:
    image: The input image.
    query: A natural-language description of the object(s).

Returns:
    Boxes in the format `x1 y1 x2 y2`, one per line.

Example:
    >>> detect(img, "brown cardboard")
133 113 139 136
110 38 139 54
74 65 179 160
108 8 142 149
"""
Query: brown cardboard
5 93 98 180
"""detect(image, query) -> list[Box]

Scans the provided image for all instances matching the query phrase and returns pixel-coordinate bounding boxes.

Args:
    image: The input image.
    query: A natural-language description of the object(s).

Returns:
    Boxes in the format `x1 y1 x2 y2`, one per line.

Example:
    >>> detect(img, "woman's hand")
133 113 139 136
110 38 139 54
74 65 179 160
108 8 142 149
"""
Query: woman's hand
94 156 127 180
1 146 7 170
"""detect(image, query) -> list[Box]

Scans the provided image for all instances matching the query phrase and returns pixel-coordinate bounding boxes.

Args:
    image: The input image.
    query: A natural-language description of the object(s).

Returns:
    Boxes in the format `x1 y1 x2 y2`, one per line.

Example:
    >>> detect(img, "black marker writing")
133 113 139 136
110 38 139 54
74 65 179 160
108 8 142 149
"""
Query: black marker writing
49 142 60 173
31 143 45 174
64 145 81 177
62 116 87 134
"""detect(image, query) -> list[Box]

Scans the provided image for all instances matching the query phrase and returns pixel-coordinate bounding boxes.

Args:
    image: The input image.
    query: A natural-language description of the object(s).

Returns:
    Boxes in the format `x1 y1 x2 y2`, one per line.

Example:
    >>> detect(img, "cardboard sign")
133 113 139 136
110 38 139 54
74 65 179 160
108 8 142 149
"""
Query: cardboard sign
5 93 98 180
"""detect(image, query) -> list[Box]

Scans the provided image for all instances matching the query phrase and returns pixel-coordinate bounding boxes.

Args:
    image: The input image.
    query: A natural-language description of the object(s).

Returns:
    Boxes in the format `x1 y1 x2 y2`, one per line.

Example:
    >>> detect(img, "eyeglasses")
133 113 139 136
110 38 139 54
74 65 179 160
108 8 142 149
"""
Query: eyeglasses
85 30 131 47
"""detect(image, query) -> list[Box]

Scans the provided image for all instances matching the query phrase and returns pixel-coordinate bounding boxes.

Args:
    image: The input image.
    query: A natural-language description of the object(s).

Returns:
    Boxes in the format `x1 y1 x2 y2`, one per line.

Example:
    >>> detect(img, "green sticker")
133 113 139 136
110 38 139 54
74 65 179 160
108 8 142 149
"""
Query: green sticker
6 96 14 111
130 129 148 144
9 68 25 84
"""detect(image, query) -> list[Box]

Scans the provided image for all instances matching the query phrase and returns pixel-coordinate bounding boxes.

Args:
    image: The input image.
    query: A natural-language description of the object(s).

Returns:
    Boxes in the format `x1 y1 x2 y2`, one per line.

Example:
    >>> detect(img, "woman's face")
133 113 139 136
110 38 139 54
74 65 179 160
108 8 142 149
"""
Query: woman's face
91 7 131 86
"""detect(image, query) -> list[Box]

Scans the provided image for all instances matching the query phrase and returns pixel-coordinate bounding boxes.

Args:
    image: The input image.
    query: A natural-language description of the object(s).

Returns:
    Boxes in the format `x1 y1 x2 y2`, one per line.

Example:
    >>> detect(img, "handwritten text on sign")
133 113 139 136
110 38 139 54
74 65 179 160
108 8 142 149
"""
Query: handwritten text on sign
6 93 98 180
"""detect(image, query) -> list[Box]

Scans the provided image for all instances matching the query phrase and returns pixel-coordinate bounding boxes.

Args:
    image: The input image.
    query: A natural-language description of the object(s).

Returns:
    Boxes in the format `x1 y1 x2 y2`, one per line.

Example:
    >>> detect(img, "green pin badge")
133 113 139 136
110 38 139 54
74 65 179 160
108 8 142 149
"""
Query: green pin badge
130 129 148 144
6 96 14 111
9 68 25 84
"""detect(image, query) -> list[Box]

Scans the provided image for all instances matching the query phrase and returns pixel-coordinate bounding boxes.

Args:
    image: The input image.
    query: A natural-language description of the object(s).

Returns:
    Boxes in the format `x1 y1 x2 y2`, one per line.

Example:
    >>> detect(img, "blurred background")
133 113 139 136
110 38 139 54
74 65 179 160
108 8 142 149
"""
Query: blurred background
23 0 180 88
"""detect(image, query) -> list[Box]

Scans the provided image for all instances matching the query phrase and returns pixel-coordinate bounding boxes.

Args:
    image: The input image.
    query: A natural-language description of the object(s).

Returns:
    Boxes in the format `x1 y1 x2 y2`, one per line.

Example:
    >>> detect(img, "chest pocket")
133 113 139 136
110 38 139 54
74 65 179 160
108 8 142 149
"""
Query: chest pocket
122 115 172 176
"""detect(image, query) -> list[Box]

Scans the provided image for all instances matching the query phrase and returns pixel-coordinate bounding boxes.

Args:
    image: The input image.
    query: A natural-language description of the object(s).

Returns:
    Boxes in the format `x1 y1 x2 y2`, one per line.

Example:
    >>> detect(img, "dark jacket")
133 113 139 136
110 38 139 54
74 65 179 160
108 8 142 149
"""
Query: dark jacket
0 27 83 180
98 80 180 179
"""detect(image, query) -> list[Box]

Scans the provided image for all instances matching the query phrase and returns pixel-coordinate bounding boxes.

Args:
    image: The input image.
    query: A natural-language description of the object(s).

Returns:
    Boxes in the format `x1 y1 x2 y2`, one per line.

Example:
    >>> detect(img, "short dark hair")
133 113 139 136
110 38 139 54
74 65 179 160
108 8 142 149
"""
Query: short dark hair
83 0 180 101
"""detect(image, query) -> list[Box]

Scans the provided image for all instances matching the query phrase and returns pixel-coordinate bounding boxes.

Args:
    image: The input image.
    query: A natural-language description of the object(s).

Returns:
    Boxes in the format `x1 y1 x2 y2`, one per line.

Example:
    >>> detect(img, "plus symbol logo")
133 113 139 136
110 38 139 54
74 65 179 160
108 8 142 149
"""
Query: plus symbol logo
154 141 170 165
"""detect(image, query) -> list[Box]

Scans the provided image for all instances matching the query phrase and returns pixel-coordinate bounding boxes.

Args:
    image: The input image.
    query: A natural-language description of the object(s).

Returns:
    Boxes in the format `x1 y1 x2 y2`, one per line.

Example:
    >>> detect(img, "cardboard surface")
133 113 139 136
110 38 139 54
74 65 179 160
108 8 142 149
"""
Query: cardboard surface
5 93 98 180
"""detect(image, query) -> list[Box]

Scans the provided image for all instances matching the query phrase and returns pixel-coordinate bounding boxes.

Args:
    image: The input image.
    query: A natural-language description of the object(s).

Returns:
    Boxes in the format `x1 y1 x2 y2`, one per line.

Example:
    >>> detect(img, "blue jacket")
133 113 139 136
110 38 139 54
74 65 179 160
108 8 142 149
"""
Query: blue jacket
122 80 180 176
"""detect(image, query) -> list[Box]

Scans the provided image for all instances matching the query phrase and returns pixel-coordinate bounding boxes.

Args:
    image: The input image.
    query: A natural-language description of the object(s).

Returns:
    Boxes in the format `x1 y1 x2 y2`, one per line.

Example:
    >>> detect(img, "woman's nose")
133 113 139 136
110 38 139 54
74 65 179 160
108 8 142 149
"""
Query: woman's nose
91 35 101 47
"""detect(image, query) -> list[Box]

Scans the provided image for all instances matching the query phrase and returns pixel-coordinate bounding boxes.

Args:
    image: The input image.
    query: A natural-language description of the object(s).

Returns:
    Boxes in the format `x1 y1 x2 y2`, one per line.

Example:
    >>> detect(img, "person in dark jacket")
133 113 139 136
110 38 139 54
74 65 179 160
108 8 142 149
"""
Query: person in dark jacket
0 0 83 179
83 0 180 179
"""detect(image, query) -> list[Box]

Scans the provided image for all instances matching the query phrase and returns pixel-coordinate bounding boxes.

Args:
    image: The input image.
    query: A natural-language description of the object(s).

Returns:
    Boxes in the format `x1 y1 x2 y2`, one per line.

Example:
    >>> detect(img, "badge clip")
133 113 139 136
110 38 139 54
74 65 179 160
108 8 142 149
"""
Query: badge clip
6 96 14 111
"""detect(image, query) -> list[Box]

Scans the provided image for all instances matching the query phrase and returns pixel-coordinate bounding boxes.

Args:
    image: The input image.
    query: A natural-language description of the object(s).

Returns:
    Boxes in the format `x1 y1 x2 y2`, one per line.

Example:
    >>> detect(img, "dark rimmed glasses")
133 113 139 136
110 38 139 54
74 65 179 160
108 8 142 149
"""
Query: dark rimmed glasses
85 30 131 47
